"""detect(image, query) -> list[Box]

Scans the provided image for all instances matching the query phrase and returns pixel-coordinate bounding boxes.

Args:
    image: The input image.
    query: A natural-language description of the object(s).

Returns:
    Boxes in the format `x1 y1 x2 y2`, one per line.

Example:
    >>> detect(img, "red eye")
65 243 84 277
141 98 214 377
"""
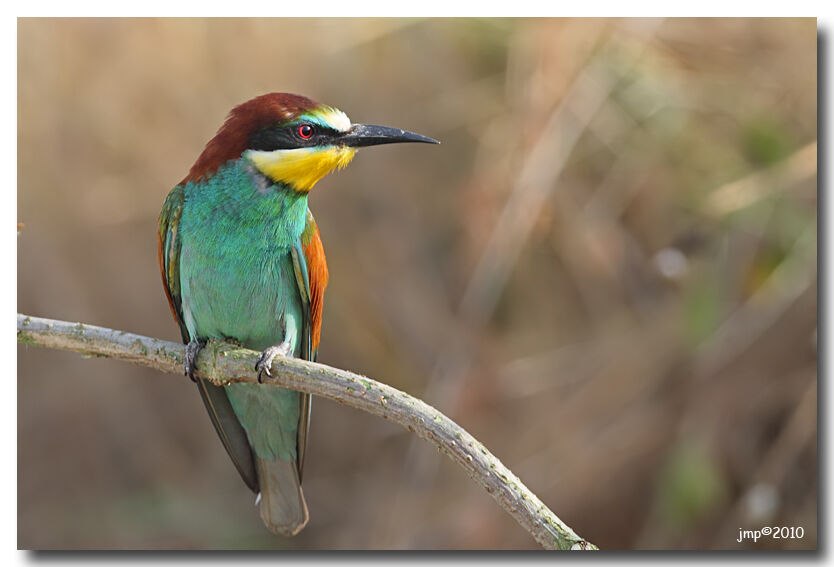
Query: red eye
298 124 313 139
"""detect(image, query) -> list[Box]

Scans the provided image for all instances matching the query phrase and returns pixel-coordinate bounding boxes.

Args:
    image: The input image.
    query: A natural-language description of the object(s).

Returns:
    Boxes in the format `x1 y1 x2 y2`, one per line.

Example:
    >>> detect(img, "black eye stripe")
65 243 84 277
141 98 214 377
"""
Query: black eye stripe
248 124 341 152
248 127 296 151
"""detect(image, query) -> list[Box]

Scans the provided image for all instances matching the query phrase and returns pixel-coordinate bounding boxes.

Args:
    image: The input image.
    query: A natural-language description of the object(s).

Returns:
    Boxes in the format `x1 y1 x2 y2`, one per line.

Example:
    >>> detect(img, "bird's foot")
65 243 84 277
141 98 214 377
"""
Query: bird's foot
255 341 292 383
183 339 206 382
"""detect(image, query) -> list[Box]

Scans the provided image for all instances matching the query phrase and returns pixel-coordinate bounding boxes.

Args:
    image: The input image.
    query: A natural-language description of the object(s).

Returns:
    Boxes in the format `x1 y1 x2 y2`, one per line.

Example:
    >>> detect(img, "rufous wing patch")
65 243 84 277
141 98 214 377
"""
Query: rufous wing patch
300 212 328 357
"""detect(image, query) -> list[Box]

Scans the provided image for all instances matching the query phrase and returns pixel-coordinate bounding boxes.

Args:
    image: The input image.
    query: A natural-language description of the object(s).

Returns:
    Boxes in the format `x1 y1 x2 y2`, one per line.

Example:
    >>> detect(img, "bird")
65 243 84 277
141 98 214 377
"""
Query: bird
158 93 438 537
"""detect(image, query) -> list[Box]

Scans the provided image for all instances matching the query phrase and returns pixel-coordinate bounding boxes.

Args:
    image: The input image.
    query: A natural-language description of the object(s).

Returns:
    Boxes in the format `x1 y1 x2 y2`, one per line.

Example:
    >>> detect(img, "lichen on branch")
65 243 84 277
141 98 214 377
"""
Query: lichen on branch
17 313 596 551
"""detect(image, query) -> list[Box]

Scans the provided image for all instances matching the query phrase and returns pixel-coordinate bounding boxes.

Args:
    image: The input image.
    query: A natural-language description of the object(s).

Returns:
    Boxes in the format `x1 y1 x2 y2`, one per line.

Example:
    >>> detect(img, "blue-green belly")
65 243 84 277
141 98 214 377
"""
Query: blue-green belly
177 160 308 462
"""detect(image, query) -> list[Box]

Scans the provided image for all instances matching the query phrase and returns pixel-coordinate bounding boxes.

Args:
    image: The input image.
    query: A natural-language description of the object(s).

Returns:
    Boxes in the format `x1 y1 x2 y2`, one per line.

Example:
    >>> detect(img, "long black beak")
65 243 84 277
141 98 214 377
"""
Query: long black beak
340 123 440 147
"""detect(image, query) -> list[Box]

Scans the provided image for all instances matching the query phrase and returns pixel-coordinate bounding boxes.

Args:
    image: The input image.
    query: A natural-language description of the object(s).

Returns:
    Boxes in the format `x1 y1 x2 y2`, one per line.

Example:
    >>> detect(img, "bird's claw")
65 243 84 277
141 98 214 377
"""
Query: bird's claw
255 341 292 383
184 339 206 382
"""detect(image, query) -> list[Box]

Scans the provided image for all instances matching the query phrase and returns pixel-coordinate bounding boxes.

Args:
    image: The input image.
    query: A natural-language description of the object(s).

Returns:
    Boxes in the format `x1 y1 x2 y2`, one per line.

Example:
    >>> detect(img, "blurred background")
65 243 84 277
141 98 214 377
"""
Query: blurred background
18 18 817 550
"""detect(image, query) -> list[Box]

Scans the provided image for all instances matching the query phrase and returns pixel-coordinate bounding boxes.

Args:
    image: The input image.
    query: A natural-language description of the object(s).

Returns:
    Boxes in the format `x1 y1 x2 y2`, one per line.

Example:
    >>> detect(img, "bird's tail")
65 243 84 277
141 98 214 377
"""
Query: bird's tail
255 457 309 536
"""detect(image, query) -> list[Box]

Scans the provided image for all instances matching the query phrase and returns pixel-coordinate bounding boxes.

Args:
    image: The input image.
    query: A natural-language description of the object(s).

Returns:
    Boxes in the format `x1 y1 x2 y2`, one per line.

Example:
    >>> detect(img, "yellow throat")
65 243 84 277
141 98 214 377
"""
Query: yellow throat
245 145 357 192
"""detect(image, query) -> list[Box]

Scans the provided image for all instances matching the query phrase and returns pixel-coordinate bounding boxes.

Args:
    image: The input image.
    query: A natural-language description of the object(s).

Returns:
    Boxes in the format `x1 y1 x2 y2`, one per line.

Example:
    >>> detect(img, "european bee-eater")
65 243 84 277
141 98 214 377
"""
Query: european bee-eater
158 93 438 536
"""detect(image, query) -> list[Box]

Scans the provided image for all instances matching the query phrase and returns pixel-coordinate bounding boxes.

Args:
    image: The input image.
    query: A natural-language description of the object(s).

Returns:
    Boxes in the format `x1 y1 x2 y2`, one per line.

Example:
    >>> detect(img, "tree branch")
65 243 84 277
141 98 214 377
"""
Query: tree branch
17 313 596 551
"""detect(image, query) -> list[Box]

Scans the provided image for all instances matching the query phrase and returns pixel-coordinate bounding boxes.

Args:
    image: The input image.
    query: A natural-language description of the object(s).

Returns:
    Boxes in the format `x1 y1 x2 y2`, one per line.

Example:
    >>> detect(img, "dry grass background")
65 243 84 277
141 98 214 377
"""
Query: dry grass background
17 18 817 550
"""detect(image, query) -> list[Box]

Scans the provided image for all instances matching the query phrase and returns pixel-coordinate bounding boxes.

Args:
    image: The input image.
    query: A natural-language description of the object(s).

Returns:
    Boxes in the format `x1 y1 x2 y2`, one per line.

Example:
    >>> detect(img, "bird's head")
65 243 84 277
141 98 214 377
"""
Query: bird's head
183 93 439 191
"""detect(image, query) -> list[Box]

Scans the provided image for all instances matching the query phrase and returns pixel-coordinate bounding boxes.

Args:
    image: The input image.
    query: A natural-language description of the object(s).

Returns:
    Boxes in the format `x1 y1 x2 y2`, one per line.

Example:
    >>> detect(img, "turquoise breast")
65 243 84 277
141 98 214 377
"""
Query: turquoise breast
177 159 308 461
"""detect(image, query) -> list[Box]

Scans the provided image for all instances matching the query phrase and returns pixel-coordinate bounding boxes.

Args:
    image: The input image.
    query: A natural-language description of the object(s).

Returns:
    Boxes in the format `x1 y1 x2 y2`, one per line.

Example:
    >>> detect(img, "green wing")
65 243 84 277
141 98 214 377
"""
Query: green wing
158 185 189 343
290 235 313 482
158 184 260 493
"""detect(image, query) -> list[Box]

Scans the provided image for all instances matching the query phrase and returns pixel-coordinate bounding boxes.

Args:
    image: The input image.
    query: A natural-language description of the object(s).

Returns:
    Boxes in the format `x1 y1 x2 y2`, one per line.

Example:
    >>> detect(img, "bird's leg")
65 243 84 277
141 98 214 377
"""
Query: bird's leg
254 340 292 383
184 338 206 382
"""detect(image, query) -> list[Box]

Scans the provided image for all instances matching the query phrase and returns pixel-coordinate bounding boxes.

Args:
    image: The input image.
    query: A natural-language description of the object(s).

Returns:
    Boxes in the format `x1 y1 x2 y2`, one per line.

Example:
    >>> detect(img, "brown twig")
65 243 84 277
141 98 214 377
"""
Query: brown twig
17 313 596 551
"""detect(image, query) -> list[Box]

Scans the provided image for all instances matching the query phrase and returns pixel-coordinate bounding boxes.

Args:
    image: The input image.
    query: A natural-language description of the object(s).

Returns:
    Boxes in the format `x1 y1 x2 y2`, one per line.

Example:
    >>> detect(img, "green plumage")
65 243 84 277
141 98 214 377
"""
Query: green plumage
160 157 313 534
177 159 307 461
159 92 437 537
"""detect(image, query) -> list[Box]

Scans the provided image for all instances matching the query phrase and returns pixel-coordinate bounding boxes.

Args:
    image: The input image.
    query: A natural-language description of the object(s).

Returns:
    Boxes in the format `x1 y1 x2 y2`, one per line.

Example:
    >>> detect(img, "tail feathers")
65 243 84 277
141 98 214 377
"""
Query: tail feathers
256 457 309 537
